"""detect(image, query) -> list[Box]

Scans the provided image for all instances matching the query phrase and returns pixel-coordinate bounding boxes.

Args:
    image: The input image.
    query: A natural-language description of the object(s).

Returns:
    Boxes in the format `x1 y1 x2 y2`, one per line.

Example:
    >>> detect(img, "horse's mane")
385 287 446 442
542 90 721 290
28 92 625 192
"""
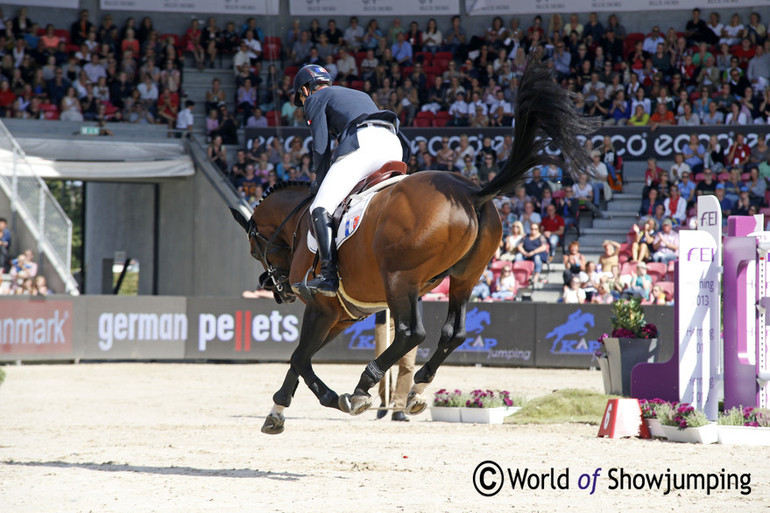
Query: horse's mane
256 180 312 208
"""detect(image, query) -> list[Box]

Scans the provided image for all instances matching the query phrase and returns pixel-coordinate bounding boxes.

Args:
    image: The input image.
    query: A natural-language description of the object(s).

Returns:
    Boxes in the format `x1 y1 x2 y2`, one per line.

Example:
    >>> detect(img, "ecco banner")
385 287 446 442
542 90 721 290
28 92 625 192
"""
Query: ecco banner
99 0 279 15
82 296 187 360
186 298 304 360
534 304 674 368
318 302 536 367
289 0 460 16
0 298 74 358
467 0 767 15
245 125 770 164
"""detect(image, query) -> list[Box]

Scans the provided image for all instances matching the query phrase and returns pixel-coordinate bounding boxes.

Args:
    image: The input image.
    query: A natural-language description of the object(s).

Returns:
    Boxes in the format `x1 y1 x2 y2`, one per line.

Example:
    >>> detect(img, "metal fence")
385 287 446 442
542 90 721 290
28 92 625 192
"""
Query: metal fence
0 120 78 294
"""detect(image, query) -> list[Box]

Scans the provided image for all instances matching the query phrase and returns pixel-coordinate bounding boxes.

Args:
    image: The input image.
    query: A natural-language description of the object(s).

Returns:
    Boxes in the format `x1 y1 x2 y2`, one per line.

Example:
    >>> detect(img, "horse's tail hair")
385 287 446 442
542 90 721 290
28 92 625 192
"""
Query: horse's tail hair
474 58 597 207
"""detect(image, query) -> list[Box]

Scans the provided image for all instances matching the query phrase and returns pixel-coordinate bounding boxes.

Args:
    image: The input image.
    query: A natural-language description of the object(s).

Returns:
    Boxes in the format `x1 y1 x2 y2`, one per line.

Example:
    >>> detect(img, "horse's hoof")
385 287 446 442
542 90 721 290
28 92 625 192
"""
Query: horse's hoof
338 393 352 413
405 392 428 416
261 412 285 435
349 394 372 416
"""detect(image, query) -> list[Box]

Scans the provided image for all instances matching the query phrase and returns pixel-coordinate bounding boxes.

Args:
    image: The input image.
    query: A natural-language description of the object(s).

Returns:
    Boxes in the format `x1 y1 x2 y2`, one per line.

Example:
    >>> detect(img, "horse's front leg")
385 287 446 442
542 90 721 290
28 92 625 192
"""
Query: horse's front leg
346 289 426 416
262 300 342 434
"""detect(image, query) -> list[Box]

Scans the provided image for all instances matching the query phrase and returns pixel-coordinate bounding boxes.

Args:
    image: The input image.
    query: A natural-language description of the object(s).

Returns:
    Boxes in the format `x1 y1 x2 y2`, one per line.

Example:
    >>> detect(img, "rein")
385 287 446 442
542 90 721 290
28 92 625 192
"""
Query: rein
250 194 313 301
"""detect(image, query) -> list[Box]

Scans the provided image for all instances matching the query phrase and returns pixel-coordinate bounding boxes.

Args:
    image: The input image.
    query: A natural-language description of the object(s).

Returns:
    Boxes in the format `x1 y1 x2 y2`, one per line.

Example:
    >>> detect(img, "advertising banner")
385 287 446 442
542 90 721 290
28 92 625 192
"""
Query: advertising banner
467 0 766 16
100 0 279 15
245 125 770 164
317 302 536 367
0 298 75 359
289 0 460 17
185 297 304 360
81 296 187 360
534 304 674 368
9 0 79 8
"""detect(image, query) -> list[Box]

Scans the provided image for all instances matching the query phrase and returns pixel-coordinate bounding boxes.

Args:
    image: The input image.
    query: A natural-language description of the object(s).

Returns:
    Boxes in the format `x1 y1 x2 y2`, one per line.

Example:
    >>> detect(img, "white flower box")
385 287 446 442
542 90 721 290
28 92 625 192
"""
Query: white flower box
460 406 520 424
429 406 462 422
717 425 770 446
660 423 718 444
645 418 665 438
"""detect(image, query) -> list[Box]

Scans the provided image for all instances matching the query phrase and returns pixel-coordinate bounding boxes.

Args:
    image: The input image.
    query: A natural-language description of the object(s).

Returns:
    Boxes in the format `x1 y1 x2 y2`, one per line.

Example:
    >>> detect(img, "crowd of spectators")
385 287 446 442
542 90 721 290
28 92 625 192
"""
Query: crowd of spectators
0 233 52 295
2 7 770 302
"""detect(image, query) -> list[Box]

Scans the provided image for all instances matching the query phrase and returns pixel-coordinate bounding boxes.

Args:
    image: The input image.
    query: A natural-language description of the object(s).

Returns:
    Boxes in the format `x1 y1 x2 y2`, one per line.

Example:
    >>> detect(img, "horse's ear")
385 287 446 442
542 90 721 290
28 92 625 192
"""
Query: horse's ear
230 207 250 233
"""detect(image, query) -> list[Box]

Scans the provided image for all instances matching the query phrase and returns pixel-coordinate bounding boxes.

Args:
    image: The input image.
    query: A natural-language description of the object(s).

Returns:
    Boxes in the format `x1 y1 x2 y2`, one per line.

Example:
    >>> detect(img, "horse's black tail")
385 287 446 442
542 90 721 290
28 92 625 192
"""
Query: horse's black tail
474 58 597 207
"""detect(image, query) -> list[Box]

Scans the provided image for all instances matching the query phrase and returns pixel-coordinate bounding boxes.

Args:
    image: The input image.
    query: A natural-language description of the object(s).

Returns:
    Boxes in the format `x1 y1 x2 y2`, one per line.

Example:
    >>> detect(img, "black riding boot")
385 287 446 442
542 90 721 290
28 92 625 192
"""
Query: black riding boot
305 207 338 296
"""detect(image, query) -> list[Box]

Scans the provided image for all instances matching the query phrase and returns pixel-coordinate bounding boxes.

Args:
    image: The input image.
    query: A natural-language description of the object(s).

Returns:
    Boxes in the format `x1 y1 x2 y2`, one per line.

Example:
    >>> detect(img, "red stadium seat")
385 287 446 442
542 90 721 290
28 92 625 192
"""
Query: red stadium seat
658 281 675 301
666 260 676 282
620 261 638 277
350 80 364 90
39 103 59 120
54 29 71 45
413 118 432 127
266 110 280 127
264 36 282 46
434 51 452 61
512 261 534 289
415 51 432 65
433 111 451 127
646 262 667 284
264 43 282 61
718 172 730 182
161 33 181 48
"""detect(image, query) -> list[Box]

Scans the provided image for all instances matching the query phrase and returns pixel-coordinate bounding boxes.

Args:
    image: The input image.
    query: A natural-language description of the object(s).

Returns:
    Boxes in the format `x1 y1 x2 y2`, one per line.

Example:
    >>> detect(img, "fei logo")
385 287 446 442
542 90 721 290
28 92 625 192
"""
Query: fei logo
545 309 599 355
687 247 716 262
198 311 299 351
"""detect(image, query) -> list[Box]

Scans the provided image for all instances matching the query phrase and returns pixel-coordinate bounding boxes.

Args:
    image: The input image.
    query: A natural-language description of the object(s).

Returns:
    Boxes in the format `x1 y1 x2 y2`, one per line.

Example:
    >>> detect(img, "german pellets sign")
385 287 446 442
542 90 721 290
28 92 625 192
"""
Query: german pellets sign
290 0 459 16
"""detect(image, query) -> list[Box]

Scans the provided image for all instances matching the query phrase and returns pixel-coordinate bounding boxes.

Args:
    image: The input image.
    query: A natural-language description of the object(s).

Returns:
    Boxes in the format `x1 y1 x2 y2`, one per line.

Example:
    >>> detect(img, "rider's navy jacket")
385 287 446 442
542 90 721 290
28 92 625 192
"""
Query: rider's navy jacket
302 86 411 181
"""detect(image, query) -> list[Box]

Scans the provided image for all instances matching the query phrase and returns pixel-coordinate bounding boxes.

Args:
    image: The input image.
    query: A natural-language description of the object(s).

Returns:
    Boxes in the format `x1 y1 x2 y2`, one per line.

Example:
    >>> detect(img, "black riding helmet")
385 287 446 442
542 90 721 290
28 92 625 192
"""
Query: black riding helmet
293 64 332 107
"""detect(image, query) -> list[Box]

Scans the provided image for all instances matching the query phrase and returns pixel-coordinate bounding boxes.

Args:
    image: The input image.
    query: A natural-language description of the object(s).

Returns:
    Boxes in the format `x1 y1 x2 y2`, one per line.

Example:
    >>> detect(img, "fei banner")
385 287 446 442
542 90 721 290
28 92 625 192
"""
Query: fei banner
290 0 460 17
100 0 279 15
467 0 767 15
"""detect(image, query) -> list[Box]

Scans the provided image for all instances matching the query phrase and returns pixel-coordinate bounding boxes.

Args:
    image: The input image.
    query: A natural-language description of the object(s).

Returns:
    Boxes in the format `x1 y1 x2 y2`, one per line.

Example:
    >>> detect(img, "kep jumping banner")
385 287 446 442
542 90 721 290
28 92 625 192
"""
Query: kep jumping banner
289 0 460 17
99 0 279 15
467 0 767 15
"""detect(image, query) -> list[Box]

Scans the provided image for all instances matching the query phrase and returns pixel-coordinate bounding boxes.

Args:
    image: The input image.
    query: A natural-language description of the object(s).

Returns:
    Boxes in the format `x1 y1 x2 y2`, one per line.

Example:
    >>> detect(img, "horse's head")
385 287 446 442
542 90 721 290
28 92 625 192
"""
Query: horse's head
230 182 312 304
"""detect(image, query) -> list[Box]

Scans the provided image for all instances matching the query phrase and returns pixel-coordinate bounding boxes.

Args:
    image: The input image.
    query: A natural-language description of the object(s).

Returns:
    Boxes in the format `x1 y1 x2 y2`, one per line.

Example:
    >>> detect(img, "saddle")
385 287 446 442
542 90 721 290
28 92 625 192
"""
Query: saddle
331 160 407 229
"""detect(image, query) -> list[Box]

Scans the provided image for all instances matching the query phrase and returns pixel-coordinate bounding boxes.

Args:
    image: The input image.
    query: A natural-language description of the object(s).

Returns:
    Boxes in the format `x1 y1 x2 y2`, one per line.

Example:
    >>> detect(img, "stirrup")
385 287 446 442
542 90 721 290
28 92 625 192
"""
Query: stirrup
294 268 337 301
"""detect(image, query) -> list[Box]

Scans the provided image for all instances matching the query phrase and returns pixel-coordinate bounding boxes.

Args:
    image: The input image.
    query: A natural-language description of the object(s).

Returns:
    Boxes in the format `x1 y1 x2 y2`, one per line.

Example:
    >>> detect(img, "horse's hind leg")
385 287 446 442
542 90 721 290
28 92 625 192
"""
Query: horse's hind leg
346 284 426 415
412 277 472 395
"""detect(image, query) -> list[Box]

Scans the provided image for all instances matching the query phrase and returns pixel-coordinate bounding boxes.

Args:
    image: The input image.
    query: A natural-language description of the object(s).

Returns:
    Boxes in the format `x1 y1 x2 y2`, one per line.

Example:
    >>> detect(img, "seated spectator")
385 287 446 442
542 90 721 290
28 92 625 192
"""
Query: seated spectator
724 166 745 204
670 152 691 182
515 222 549 288
652 218 679 264
471 266 494 301
649 101 675 127
0 217 10 272
59 86 84 121
746 166 766 206
525 167 550 205
205 77 226 113
499 221 525 262
631 218 657 263
519 201 542 235
598 240 621 272
715 183 733 217
207 134 228 174
573 172 604 219
733 187 752 216
157 88 179 128
562 274 586 304
725 100 750 125
663 185 687 224
678 171 697 207
695 168 718 197
540 203 564 257
175 100 195 136
562 240 586 286
491 264 517 301
246 107 268 128
458 154 477 178
447 91 469 126
579 260 601 302
435 136 456 171
628 104 649 126
621 261 653 300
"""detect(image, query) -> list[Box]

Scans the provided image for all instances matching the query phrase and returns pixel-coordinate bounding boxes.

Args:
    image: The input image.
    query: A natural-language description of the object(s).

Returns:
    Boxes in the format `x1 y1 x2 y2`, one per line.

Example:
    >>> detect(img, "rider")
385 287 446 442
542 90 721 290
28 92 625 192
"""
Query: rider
293 64 411 296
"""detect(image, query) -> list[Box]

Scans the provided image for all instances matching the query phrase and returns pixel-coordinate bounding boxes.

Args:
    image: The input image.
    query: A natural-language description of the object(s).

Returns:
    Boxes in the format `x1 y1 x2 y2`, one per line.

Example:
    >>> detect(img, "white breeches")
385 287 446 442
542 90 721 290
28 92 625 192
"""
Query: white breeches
310 126 404 213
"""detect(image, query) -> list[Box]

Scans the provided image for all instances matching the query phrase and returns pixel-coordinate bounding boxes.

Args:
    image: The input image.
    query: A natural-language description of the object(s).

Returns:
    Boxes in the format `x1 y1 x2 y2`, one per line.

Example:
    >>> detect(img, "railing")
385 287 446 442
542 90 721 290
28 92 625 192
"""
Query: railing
186 134 252 218
0 120 79 295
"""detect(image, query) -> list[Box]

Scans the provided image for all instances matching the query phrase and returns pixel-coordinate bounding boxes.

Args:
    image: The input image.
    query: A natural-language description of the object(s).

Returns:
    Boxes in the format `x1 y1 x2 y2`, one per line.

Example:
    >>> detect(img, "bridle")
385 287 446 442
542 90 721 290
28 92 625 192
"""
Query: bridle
248 195 313 303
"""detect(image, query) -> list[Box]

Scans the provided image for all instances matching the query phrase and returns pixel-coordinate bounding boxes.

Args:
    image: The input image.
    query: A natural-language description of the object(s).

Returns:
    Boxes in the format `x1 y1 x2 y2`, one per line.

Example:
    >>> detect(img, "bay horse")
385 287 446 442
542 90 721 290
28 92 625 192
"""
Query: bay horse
231 61 594 434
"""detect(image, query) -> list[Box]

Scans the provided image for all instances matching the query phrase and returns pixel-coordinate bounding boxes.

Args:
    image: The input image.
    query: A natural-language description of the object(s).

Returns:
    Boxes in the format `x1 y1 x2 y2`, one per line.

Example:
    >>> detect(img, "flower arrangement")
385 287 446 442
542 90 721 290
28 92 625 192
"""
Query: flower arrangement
639 398 668 419
719 406 770 427
658 402 710 430
609 298 658 339
465 389 522 409
433 389 466 407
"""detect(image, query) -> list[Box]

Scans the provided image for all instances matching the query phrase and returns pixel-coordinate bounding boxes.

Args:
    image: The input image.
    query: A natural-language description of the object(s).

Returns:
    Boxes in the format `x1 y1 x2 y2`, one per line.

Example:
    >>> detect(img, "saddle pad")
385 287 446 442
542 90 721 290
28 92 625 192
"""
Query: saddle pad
307 174 407 253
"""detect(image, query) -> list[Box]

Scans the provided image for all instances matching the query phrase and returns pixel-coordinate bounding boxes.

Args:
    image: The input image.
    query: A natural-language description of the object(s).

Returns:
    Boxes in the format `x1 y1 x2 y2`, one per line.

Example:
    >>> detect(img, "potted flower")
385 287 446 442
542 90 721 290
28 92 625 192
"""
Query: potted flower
598 298 660 396
639 398 667 438
658 402 717 444
430 389 465 422
717 407 770 445
461 389 523 424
